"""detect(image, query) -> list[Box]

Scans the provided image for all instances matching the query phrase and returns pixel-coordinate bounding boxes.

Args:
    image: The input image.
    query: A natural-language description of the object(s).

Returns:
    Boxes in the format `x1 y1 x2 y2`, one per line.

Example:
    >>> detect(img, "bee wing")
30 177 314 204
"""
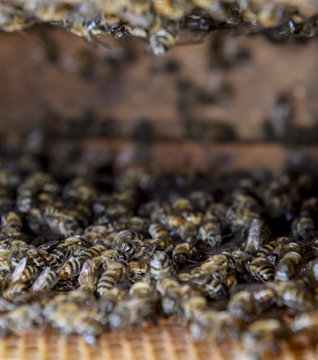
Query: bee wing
32 267 59 292
79 259 95 289
11 257 27 283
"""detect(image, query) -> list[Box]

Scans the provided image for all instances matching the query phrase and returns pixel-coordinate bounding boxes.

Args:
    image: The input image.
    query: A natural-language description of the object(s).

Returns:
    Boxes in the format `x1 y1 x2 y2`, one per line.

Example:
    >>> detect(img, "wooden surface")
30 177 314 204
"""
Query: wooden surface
0 320 316 360
0 27 318 143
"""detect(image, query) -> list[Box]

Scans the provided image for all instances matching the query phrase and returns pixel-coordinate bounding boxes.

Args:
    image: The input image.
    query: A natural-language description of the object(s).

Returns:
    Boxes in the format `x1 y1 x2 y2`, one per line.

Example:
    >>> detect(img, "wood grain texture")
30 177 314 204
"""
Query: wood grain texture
0 320 315 360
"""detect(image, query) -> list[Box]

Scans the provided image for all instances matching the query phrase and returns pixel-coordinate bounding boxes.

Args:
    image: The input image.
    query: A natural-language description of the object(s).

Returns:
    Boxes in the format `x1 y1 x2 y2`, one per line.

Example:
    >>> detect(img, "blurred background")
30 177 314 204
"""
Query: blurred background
1 26 318 173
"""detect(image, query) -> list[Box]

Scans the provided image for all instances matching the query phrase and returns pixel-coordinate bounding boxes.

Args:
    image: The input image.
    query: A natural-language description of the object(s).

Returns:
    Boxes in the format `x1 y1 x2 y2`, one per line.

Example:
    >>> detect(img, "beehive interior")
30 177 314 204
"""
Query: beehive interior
1 3 318 359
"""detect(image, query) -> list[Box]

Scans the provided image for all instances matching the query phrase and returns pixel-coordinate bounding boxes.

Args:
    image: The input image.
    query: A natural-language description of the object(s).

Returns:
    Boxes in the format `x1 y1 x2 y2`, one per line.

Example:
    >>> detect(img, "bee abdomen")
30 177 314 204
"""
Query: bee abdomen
249 257 274 282
57 258 84 278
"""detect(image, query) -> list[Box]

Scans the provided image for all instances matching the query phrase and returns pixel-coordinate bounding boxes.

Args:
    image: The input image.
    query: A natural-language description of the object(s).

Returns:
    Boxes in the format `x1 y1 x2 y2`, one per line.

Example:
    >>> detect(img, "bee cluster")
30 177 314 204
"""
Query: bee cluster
0 143 316 357
0 0 318 53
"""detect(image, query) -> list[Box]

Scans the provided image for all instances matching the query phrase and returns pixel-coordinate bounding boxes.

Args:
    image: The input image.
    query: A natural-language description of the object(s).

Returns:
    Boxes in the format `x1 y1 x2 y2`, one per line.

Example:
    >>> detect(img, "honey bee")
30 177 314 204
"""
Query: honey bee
11 257 40 284
0 249 12 271
150 251 173 280
127 257 149 282
129 281 153 298
28 248 47 268
149 28 178 55
189 191 213 211
152 0 187 20
227 291 254 321
1 212 22 230
79 244 106 260
41 242 72 268
198 218 222 248
275 251 303 282
156 277 185 315
249 257 274 282
292 311 318 333
96 262 126 297
108 295 157 330
57 256 86 279
273 281 314 311
231 250 251 273
98 287 126 315
252 286 276 313
244 218 270 255
182 294 207 321
256 237 288 265
42 206 81 237
172 242 194 267
78 259 98 292
31 267 60 292
242 319 286 357
3 282 29 301
203 276 227 299
148 223 173 251
92 249 121 271
190 310 242 341
292 212 316 241
4 303 42 335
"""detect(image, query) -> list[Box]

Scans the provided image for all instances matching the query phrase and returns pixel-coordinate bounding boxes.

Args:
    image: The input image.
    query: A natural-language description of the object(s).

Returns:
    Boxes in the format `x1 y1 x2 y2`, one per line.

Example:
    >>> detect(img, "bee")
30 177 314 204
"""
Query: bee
190 310 242 341
127 257 149 282
244 218 270 255
231 250 251 273
249 257 274 282
42 206 81 237
96 262 126 297
31 267 60 292
157 277 184 315
226 206 260 234
273 281 314 311
292 212 316 241
3 283 29 301
1 212 22 230
0 249 12 271
189 191 213 211
28 248 47 268
78 259 98 292
4 303 42 335
292 311 318 333
41 242 72 268
108 296 157 330
242 319 286 357
168 215 197 243
172 242 194 267
79 244 106 260
57 256 86 279
149 28 178 55
227 291 254 321
152 0 187 20
202 254 231 274
275 251 303 282
11 257 40 284
150 251 173 280
113 230 142 260
147 223 173 251
98 287 126 315
129 281 153 298
203 276 227 299
256 237 288 265
92 249 121 271
182 294 207 321
198 218 222 248
253 286 276 313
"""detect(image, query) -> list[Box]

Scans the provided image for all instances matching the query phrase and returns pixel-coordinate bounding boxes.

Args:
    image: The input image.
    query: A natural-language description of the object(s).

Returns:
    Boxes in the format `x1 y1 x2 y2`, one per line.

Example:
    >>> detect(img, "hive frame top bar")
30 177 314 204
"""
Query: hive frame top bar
0 0 318 53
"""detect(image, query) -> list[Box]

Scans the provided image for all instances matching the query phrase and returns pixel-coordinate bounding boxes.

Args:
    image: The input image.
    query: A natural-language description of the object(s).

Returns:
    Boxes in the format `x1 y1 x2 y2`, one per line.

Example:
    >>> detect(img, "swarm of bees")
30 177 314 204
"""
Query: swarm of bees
0 147 317 357
0 0 318 53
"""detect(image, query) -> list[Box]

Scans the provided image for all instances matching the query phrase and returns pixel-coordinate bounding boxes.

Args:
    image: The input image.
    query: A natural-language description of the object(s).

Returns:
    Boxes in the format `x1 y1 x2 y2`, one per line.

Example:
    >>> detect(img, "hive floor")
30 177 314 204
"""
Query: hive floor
0 319 316 360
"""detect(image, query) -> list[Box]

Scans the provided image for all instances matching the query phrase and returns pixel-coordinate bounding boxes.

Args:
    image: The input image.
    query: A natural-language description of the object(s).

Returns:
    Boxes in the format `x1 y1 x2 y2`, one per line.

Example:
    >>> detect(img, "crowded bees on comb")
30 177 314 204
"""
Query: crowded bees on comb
0 146 317 355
